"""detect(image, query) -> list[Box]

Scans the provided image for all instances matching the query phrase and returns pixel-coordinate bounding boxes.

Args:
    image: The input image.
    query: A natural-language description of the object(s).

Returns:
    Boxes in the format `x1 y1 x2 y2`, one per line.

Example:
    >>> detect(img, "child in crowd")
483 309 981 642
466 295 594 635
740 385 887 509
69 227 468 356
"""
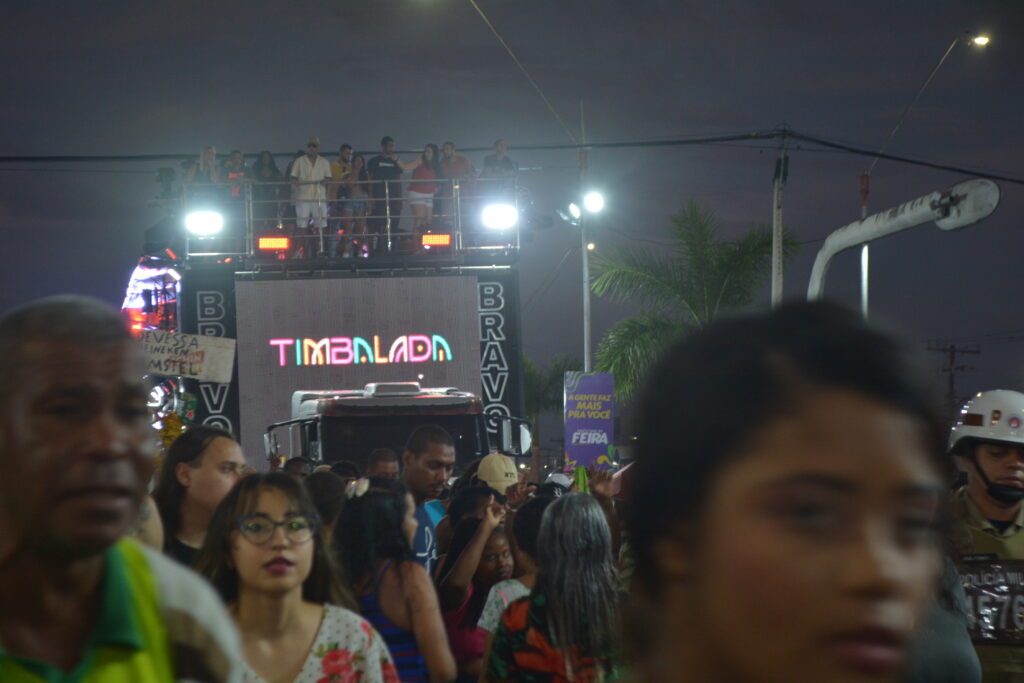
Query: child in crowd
335 477 457 683
195 473 398 683
437 499 511 682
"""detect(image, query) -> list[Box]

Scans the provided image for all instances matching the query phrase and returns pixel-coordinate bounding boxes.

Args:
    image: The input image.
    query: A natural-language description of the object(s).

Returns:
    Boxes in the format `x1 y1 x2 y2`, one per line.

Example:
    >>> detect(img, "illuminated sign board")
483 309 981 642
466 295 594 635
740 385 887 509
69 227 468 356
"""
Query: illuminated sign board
268 334 453 366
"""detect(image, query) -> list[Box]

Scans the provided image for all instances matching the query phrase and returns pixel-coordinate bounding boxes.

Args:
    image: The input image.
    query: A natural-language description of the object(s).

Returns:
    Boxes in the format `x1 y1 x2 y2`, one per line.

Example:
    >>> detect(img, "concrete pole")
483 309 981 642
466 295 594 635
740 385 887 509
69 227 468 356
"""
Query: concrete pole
580 100 592 372
770 148 787 307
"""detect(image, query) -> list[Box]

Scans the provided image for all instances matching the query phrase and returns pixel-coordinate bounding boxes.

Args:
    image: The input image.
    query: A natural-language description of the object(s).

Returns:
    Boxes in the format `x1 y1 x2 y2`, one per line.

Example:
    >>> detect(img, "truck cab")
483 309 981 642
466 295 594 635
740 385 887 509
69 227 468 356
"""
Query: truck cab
264 382 529 473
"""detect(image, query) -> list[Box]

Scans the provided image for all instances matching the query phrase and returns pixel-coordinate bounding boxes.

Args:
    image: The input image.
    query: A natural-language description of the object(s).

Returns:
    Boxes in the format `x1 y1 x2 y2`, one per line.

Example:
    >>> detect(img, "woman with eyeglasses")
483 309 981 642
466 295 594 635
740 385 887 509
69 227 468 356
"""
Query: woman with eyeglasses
195 472 399 683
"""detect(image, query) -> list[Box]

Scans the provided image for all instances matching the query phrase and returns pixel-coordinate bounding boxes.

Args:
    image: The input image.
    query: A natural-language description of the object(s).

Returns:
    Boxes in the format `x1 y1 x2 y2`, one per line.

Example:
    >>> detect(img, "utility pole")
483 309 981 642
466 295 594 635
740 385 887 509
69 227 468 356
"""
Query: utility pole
770 144 788 308
579 100 592 372
927 342 980 414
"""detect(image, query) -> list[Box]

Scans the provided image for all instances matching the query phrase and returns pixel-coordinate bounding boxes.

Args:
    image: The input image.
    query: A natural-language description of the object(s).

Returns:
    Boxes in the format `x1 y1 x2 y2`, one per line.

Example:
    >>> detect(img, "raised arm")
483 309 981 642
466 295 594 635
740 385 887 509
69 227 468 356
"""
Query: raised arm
438 499 505 611
396 156 422 172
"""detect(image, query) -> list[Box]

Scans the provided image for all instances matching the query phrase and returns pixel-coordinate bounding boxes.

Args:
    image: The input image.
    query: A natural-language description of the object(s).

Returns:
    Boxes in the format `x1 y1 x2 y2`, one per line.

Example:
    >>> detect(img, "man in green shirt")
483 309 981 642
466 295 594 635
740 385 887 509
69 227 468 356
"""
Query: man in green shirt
0 296 240 682
950 389 1024 682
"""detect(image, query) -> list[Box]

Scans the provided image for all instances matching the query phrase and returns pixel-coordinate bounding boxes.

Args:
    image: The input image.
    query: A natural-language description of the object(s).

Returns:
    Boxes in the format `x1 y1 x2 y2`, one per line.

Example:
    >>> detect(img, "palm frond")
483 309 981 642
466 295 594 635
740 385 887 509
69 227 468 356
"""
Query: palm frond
594 315 690 401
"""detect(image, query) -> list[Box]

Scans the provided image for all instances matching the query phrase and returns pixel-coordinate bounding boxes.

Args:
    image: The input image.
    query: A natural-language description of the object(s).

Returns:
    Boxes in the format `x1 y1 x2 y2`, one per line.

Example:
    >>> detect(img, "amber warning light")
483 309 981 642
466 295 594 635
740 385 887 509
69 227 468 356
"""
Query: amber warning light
421 234 451 247
258 236 291 250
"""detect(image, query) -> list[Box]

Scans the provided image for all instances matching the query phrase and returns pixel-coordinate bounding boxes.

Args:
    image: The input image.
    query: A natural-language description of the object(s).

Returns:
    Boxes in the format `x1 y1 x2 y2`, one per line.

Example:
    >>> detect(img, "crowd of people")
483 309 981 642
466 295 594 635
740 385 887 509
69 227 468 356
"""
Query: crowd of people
5 293 1024 682
181 138 519 258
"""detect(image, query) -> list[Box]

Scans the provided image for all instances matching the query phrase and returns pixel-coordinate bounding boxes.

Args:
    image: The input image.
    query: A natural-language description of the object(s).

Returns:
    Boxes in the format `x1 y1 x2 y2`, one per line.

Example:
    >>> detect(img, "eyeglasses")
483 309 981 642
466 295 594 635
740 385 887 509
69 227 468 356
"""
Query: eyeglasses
235 513 317 545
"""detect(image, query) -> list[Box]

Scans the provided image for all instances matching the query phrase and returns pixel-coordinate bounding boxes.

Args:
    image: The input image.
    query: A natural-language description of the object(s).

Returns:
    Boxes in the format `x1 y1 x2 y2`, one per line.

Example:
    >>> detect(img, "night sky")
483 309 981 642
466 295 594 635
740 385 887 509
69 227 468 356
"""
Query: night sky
2 0 1023 414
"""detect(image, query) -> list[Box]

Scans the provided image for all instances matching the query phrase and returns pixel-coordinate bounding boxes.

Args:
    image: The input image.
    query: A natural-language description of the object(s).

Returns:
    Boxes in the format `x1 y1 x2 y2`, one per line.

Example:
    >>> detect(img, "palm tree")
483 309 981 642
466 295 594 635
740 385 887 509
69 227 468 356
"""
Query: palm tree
522 352 581 472
591 200 796 400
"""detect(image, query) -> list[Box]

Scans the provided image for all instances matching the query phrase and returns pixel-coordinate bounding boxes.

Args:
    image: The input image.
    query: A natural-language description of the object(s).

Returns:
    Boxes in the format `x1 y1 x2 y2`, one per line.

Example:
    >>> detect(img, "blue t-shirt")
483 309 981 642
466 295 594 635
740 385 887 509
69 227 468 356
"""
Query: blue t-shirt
412 504 437 575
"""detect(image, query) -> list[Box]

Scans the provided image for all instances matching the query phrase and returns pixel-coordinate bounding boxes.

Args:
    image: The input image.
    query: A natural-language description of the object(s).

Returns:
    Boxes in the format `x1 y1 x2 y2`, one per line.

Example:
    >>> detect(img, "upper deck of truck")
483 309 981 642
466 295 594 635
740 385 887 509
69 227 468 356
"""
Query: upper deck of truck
292 382 484 419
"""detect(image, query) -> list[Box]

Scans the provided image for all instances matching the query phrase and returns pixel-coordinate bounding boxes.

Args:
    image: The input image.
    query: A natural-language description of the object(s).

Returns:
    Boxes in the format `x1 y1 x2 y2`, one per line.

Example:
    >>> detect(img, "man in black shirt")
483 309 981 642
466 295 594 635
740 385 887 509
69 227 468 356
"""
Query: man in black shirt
367 136 420 254
481 138 517 199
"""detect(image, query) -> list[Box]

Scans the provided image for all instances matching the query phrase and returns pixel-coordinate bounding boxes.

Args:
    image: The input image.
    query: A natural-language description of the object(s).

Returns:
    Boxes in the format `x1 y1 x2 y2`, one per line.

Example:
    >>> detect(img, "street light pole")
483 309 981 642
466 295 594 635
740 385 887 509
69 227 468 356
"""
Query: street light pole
580 101 592 372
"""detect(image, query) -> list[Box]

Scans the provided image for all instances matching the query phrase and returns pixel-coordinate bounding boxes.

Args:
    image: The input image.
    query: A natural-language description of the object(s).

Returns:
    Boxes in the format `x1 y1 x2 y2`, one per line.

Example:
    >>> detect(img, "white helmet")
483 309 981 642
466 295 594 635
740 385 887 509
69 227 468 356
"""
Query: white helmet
949 389 1024 455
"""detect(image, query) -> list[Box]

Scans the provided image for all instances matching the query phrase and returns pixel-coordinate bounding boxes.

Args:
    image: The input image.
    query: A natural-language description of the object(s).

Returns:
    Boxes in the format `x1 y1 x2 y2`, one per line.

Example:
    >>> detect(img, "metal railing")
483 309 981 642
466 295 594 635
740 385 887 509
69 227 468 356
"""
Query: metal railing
181 175 521 259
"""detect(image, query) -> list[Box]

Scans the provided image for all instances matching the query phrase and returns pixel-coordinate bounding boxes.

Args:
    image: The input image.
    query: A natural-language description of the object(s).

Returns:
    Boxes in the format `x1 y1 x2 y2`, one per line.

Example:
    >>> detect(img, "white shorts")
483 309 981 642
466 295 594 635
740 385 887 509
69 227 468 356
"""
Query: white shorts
407 190 434 209
295 200 327 228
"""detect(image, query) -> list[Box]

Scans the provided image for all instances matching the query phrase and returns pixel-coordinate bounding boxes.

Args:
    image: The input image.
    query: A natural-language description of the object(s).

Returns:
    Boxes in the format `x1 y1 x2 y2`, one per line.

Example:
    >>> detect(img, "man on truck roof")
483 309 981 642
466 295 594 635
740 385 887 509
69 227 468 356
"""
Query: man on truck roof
402 425 456 575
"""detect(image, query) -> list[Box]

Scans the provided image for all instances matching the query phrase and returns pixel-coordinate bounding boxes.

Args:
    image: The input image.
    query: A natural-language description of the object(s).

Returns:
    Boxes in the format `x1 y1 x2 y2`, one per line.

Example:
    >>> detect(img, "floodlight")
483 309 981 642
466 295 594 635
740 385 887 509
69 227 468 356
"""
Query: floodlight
583 191 605 213
481 203 519 230
568 202 582 220
184 210 224 237
587 242 596 251
972 34 990 46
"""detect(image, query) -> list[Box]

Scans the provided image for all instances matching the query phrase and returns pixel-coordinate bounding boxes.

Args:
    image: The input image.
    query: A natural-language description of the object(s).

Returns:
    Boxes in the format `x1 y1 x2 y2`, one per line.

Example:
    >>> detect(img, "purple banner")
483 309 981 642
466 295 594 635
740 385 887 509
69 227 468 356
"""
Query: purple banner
564 372 615 469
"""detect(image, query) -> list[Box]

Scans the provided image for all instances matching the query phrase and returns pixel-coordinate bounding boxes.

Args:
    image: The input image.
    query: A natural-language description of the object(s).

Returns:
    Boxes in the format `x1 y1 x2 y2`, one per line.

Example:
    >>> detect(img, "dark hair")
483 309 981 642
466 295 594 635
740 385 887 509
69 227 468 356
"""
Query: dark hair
194 472 356 610
351 155 368 181
368 448 398 469
340 143 352 152
631 300 945 591
0 295 131 405
443 141 455 148
406 424 454 457
330 460 361 480
535 494 619 662
423 143 441 173
334 477 415 593
253 150 281 177
438 517 507 628
152 425 237 545
512 495 555 559
304 471 347 530
448 486 497 528
381 136 394 147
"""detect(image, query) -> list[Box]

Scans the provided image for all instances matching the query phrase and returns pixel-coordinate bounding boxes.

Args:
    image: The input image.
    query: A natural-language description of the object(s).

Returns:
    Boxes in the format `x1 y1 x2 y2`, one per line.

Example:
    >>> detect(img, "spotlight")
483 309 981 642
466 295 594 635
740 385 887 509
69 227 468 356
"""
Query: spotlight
568 203 582 220
184 210 224 237
583 191 605 213
587 242 596 251
481 203 519 230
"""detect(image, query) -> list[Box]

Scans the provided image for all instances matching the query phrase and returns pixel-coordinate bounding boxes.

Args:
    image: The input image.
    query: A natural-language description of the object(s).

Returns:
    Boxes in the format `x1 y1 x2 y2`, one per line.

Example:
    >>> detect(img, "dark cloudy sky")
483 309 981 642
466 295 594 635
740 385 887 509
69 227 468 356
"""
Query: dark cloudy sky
2 0 1023 408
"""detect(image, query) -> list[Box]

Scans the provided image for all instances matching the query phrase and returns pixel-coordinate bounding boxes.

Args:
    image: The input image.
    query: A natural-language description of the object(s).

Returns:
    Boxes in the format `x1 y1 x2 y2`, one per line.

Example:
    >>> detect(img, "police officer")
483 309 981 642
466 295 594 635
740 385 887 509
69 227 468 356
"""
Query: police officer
950 389 1024 682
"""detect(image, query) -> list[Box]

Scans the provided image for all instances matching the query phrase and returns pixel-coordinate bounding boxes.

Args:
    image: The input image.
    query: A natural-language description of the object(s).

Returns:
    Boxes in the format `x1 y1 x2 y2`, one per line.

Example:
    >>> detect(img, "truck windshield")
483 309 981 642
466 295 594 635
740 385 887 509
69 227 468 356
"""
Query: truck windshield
318 414 486 474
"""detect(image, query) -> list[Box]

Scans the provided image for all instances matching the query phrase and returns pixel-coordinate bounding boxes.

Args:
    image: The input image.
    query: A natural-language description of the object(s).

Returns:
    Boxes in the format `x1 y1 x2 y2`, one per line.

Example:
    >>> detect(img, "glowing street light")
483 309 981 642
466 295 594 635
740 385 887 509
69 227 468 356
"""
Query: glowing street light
972 34 990 47
184 210 224 237
481 203 519 230
568 202 582 221
583 191 605 214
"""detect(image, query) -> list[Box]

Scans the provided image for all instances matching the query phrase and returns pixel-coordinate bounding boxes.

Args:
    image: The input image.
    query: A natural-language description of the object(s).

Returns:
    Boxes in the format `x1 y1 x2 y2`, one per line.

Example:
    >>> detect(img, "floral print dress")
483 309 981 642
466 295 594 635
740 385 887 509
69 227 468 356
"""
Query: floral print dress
241 604 399 683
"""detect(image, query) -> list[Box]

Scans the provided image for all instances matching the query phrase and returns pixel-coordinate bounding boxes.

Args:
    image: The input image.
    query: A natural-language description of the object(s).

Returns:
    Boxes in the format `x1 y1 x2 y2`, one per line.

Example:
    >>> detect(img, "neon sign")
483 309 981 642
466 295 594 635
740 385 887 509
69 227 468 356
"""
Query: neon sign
269 334 453 366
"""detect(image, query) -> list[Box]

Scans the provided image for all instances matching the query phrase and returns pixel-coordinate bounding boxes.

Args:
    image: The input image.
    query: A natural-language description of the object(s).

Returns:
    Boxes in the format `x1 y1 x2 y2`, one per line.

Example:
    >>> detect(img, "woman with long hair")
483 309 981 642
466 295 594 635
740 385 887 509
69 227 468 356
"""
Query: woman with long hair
408 144 440 236
251 150 284 230
184 145 221 185
195 473 398 683
626 301 948 683
335 477 456 682
437 501 511 681
152 425 245 566
484 493 620 681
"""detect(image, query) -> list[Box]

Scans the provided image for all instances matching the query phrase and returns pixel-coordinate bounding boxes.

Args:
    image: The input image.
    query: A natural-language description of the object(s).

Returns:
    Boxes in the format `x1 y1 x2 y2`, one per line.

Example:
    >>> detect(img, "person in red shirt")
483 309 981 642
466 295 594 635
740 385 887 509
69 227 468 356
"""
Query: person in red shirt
408 144 440 241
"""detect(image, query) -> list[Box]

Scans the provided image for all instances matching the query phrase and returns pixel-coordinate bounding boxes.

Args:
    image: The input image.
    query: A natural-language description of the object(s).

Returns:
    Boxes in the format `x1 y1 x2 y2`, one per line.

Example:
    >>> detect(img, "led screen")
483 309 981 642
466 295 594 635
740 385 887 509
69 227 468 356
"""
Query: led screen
234 276 482 458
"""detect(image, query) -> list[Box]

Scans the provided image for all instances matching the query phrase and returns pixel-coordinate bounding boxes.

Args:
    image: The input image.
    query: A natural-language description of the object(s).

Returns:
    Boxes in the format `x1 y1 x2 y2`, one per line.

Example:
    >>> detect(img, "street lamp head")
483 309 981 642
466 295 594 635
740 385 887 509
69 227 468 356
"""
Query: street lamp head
568 202 582 220
971 34 990 47
583 191 605 213
586 242 596 251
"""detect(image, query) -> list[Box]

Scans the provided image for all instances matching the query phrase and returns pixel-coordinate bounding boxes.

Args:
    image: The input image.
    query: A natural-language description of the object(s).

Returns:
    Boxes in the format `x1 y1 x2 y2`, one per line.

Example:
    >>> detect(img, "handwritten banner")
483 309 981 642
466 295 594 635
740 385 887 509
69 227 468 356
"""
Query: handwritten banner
564 371 615 470
141 330 236 384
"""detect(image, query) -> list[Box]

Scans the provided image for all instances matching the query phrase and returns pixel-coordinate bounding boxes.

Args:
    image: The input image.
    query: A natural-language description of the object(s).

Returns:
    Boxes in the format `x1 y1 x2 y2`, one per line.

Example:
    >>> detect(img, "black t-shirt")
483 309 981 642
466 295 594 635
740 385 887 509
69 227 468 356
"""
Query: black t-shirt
166 536 200 567
482 154 517 177
367 155 403 198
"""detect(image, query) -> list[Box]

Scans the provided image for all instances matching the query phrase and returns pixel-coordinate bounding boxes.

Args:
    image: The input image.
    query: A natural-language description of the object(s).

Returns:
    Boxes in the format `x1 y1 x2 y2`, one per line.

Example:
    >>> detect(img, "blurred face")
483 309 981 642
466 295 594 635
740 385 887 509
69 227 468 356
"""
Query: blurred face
383 140 395 154
442 143 454 158
178 437 245 515
230 488 314 596
260 152 272 164
968 442 1024 500
307 143 319 158
353 156 364 171
202 147 215 162
367 460 399 480
403 442 455 503
340 147 352 162
0 338 155 559
402 494 418 546
657 390 940 683
494 140 506 156
284 459 311 478
476 530 513 587
423 146 434 161
229 152 242 168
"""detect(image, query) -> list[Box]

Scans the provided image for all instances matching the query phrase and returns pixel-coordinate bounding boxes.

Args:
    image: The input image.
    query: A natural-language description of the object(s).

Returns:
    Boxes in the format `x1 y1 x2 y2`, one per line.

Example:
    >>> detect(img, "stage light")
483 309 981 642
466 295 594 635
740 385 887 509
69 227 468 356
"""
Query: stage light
421 233 452 247
568 202 582 220
481 203 519 230
184 210 224 237
258 236 290 250
583 191 605 213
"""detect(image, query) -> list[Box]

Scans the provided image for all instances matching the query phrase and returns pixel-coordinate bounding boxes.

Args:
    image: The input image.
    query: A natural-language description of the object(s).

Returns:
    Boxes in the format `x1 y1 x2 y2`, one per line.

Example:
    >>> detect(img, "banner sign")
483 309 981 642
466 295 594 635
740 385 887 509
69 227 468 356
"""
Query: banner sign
564 372 615 469
958 559 1024 645
141 330 236 384
478 271 524 433
178 266 240 438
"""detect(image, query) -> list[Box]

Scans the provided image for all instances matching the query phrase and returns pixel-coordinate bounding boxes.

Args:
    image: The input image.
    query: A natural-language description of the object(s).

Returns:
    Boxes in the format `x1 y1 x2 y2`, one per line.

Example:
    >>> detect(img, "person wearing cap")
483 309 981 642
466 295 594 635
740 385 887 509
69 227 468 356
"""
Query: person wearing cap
948 389 1024 681
289 136 333 256
475 453 519 499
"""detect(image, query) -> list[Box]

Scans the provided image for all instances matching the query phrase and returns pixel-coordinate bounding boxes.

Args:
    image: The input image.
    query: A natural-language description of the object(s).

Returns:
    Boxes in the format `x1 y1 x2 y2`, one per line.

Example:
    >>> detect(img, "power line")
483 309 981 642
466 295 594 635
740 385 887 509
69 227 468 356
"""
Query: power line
523 246 578 311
